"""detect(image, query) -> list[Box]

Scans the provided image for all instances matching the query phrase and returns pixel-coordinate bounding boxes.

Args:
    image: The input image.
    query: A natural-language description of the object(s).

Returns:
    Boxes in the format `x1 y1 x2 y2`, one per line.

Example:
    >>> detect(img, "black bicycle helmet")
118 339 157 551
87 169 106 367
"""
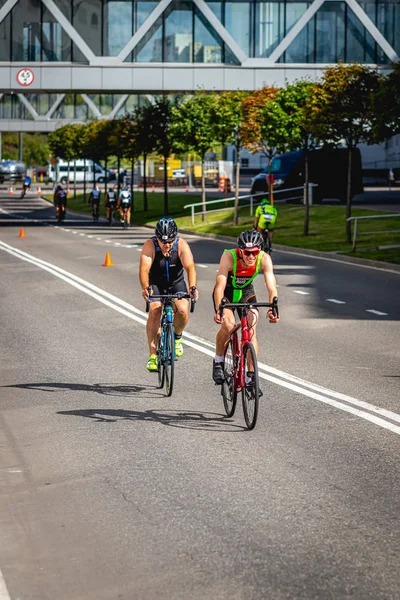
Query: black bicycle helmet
237 229 263 249
155 217 178 242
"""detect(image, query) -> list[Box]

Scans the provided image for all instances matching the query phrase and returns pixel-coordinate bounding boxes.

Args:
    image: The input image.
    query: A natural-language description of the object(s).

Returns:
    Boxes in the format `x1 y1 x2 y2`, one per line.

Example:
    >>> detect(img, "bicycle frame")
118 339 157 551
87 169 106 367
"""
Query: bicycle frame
220 299 279 393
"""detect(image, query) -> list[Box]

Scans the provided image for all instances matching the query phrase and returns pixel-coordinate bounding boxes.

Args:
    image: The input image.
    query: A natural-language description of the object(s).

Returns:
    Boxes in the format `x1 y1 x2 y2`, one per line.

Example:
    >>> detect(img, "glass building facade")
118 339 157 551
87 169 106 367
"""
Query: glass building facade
0 0 398 64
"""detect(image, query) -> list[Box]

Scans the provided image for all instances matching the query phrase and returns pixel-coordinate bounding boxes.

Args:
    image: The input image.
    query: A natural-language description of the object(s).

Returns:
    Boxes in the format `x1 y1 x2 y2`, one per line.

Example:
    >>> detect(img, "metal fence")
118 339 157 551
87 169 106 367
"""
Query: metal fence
347 213 400 251
183 185 314 225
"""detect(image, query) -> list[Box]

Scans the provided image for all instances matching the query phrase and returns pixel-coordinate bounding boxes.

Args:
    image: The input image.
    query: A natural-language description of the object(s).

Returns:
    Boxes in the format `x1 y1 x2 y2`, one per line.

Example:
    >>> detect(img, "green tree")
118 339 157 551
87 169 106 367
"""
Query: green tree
48 125 76 188
310 63 381 243
242 86 291 204
214 91 250 225
172 91 218 221
133 103 157 211
276 80 320 235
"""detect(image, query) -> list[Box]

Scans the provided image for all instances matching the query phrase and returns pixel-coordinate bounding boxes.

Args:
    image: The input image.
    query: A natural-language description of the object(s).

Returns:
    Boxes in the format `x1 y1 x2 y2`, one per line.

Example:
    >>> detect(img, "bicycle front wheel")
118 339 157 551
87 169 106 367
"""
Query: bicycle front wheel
242 342 259 430
157 333 165 389
165 323 175 397
222 336 237 417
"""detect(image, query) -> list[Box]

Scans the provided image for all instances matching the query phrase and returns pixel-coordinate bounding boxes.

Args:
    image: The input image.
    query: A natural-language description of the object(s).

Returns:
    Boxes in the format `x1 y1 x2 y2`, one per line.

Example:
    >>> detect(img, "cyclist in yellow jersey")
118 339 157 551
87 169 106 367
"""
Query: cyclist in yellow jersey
253 197 278 252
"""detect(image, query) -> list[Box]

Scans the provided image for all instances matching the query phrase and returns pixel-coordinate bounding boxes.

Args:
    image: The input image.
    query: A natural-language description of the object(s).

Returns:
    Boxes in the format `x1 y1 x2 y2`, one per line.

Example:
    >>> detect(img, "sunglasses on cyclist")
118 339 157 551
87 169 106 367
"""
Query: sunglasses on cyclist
243 249 261 257
157 238 176 245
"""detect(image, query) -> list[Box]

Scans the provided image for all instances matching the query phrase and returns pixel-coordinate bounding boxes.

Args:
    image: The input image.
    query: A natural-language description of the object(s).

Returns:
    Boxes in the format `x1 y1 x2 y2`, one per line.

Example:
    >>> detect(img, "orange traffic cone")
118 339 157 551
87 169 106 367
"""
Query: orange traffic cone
18 227 26 238
102 252 114 267
151 184 155 193
185 183 189 192
9 185 13 195
37 185 42 194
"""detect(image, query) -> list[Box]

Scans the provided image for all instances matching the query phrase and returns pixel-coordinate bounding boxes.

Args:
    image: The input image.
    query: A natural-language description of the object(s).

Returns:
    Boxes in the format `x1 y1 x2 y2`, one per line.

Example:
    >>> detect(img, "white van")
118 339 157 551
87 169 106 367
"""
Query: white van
49 159 113 184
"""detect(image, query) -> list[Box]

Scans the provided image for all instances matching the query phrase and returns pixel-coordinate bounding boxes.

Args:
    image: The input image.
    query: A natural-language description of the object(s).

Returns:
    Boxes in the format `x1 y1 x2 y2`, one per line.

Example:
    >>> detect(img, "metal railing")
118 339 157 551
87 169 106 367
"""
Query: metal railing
184 185 314 225
347 213 400 251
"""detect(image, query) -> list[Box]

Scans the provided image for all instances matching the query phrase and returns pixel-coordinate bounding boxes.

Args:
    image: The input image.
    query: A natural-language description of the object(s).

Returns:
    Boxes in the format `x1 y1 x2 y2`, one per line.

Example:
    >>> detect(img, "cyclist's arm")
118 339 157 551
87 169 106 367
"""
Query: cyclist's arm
213 252 232 322
261 253 279 322
178 239 197 293
139 240 155 299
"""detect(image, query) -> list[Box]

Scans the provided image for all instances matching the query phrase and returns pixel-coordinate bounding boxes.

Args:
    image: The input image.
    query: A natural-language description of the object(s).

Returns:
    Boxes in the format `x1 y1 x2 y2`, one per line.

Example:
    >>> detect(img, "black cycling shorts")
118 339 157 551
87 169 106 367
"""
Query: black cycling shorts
212 283 257 316
149 279 188 303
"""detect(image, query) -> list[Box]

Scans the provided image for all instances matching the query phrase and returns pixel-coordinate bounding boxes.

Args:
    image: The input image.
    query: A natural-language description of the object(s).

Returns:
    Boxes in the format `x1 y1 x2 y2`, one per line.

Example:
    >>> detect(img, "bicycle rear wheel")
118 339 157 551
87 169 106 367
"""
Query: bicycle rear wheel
222 335 237 417
165 323 175 397
157 332 165 389
242 342 259 430
124 213 128 229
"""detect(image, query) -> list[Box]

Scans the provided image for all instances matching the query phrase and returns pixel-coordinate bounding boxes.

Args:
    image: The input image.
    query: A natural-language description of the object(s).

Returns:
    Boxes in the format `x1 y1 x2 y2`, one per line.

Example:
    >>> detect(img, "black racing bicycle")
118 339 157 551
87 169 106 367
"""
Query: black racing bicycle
146 291 195 396
261 227 273 254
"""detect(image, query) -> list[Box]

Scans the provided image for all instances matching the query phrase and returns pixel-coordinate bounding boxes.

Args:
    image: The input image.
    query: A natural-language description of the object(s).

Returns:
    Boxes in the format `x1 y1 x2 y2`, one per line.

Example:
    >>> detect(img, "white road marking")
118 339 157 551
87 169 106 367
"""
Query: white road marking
366 309 388 316
87 235 93 238
79 233 85 236
294 290 309 295
1 241 399 437
197 264 208 268
326 298 346 304
0 569 11 600
72 231 78 234
96 237 102 241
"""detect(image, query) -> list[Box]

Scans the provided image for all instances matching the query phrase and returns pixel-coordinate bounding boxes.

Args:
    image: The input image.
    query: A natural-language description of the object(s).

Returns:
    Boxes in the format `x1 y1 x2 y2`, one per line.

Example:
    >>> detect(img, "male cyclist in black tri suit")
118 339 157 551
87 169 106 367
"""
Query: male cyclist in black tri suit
104 185 117 225
89 184 101 220
54 184 67 221
139 218 198 372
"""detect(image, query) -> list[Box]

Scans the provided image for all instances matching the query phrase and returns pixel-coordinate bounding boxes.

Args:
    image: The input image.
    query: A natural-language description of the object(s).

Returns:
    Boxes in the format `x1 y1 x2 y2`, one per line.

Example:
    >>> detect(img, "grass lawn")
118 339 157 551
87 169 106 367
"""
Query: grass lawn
44 191 400 265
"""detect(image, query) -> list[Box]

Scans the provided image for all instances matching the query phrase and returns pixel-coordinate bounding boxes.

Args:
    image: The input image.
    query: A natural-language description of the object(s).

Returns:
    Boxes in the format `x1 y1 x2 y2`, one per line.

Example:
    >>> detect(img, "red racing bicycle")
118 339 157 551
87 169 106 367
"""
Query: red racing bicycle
218 297 278 430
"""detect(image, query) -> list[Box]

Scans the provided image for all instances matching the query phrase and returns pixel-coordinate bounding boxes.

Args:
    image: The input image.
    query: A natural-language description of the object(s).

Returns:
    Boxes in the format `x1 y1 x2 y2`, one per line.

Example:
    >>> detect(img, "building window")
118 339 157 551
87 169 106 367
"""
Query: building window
42 1 71 61
225 1 252 56
255 1 285 59
164 1 193 62
104 1 133 56
194 7 223 63
0 14 11 61
73 0 102 58
11 0 41 61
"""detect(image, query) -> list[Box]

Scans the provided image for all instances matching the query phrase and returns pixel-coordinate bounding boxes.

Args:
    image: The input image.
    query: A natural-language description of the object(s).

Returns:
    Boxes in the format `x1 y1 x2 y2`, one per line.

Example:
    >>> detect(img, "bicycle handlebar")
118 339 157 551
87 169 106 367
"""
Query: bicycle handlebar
218 296 279 319
145 289 196 313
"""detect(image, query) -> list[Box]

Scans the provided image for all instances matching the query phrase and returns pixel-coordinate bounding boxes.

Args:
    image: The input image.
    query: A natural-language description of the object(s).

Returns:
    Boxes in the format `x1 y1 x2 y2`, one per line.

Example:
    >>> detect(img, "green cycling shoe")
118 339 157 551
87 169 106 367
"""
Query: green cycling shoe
146 354 158 372
175 339 183 358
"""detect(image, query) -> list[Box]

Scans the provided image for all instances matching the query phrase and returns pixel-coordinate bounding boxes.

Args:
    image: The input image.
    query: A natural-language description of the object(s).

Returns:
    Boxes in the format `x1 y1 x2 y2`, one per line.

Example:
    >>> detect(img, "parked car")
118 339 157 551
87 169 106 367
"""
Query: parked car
0 160 27 183
48 159 115 184
250 148 363 203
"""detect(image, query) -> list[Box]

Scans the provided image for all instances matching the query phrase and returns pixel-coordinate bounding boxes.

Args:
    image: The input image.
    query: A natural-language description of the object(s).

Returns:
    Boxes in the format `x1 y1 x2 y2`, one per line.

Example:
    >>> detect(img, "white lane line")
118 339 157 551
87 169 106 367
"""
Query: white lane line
326 298 346 304
0 569 11 600
136 248 142 252
114 242 121 246
367 309 388 316
87 235 93 239
96 237 102 241
1 241 399 436
197 264 208 268
79 233 85 236
72 231 78 234
294 290 309 295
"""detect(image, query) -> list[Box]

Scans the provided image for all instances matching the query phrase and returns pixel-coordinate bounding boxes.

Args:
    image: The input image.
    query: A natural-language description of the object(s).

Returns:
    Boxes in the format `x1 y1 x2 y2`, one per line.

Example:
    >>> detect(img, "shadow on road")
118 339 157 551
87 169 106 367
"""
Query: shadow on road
2 381 151 396
57 407 245 432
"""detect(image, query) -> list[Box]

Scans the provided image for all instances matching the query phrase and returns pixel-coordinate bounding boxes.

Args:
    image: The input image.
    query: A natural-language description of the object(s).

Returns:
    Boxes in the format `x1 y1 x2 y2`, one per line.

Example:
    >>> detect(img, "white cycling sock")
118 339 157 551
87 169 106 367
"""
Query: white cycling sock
214 354 224 363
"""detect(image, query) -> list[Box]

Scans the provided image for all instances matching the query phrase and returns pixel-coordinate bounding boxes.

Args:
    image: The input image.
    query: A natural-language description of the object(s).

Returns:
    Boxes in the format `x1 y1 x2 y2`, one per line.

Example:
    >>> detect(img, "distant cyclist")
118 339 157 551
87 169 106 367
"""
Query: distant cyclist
104 186 117 225
139 218 198 372
253 197 278 254
118 188 131 226
212 229 279 385
22 175 31 196
89 184 101 221
54 184 67 221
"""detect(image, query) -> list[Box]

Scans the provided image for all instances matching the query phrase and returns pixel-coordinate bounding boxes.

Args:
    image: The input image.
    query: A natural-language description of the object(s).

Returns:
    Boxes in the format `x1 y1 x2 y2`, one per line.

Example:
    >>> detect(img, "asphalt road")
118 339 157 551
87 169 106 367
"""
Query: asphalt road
0 194 399 600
